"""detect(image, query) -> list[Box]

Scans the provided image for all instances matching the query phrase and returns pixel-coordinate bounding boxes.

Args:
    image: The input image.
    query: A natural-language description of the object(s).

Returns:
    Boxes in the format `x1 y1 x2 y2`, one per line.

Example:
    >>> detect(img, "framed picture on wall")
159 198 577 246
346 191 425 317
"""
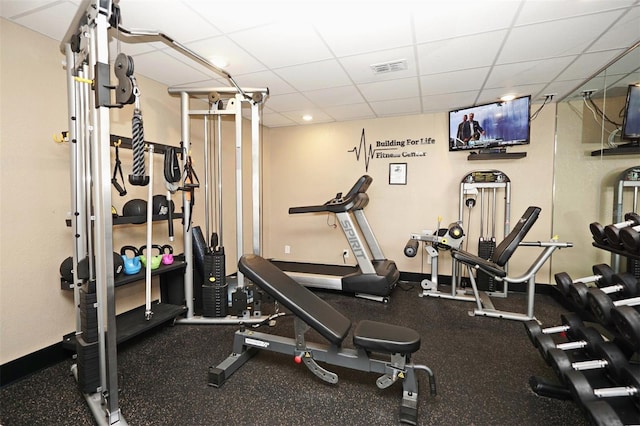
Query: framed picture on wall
389 163 407 185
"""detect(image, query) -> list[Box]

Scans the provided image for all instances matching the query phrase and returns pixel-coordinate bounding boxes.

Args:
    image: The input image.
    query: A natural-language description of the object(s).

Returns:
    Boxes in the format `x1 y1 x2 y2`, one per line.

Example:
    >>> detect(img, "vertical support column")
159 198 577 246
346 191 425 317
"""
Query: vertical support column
88 9 120 424
235 93 244 287
181 91 194 319
251 100 261 256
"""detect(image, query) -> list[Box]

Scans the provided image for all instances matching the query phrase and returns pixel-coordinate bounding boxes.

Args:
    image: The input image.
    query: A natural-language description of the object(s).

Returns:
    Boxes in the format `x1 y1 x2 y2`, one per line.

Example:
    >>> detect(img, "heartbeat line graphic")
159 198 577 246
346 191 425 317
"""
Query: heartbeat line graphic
347 128 396 172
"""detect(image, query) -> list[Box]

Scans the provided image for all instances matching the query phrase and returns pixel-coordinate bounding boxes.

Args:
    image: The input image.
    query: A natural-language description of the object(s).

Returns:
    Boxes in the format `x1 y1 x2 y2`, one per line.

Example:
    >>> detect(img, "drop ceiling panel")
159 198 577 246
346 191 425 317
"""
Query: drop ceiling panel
183 36 267 75
302 85 365 107
359 77 420 103
557 50 626 82
515 0 635 26
587 5 640 52
274 59 352 91
416 31 508 76
131 50 211 87
485 56 576 89
420 68 491 96
412 3 520 43
117 1 221 43
227 22 333 69
324 103 376 122
499 11 622 63
9 1 79 41
314 12 414 57
369 97 421 117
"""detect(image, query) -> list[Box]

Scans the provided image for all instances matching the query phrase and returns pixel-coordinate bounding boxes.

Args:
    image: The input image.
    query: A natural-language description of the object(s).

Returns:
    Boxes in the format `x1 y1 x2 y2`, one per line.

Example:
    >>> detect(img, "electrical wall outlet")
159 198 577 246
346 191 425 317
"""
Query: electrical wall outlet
284 245 290 254
342 249 349 258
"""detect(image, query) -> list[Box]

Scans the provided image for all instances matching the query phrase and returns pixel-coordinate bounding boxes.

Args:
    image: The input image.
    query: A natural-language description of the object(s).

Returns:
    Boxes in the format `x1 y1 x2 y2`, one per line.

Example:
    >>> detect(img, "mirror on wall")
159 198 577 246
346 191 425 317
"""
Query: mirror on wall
552 42 640 280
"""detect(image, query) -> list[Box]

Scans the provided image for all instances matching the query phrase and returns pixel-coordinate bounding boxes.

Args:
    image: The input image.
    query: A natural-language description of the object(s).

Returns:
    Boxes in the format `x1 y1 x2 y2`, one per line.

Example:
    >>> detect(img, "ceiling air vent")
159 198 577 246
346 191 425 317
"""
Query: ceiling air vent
370 59 408 74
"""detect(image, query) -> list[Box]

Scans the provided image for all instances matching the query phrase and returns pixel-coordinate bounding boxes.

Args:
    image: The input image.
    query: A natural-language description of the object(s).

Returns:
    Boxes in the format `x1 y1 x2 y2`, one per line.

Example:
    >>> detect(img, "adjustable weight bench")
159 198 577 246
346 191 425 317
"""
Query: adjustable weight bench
451 206 572 321
209 254 435 425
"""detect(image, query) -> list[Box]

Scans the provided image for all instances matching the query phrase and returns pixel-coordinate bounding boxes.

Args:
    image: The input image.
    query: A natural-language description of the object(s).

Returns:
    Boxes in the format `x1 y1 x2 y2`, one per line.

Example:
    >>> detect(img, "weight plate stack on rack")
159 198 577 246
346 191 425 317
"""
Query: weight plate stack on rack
75 335 100 394
79 286 98 343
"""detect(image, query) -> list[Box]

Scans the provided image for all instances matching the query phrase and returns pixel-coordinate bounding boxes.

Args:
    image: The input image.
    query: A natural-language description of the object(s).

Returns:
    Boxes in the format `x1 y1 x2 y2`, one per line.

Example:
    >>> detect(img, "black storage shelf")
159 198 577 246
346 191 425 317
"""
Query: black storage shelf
467 152 527 160
592 242 640 261
113 213 183 225
63 301 187 351
61 260 187 290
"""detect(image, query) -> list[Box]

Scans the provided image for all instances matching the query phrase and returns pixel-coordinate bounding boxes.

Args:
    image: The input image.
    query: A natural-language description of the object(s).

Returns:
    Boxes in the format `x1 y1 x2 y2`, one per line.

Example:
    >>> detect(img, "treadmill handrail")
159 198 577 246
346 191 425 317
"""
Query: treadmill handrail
290 193 369 214
289 176 372 215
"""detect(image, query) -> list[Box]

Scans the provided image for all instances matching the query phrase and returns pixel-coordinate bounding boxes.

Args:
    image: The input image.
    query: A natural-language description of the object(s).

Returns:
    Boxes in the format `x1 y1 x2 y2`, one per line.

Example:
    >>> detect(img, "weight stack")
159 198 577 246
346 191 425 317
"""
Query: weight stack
202 249 227 317
79 285 98 343
76 335 100 394
477 239 496 292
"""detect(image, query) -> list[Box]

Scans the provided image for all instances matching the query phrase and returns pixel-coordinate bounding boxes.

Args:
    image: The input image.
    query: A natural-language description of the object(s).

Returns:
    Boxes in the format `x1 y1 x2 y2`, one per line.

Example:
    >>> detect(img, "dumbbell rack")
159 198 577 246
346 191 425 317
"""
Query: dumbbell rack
528 238 640 423
611 166 640 272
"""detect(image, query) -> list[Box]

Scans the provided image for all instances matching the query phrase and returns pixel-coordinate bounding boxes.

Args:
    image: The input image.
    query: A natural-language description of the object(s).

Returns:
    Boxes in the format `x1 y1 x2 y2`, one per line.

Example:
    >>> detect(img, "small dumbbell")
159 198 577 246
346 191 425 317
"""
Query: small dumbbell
565 365 640 407
587 288 640 326
572 272 637 310
536 326 604 363
525 313 584 348
547 341 628 383
590 212 640 246
590 213 640 245
554 263 614 298
611 305 640 352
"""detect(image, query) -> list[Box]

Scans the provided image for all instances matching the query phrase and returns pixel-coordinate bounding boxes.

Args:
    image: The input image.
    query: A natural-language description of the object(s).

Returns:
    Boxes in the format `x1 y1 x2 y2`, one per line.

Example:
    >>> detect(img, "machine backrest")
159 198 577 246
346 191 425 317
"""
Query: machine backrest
491 206 541 266
238 254 352 346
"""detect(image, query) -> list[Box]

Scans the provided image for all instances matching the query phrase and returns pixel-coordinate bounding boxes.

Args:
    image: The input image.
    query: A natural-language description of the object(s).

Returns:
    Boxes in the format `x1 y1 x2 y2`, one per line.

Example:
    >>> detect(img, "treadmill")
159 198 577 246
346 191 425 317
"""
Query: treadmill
271 175 399 302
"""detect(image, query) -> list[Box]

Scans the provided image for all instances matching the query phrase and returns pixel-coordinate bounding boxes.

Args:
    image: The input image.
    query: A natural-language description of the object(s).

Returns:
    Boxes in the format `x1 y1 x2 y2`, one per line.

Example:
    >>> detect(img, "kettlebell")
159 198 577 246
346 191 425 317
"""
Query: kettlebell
161 244 174 265
139 245 162 270
121 245 142 275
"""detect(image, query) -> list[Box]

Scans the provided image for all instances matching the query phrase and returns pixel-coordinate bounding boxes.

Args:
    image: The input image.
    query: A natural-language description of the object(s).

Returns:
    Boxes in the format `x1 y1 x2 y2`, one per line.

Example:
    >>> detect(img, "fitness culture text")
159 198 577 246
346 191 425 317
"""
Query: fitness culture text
375 138 434 158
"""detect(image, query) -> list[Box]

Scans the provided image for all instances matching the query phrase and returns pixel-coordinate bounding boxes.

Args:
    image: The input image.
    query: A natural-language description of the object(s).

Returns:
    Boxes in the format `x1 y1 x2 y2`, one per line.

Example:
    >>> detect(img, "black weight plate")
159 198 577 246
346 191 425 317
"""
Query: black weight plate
587 289 615 325
569 282 590 309
584 401 624 426
593 341 627 382
548 348 573 381
592 264 614 286
561 312 584 337
565 369 597 405
554 272 573 296
524 320 542 346
611 306 640 351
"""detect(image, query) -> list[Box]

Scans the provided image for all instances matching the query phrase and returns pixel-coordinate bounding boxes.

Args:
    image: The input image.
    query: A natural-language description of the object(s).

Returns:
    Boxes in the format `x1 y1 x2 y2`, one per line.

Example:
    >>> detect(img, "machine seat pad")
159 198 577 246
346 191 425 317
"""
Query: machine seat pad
238 254 352 346
353 320 421 354
450 250 507 278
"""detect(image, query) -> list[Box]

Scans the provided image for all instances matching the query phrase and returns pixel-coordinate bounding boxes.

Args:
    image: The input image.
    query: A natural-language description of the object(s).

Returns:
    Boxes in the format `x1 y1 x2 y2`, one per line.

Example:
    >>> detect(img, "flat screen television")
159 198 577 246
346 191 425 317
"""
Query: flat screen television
449 95 531 152
621 84 640 143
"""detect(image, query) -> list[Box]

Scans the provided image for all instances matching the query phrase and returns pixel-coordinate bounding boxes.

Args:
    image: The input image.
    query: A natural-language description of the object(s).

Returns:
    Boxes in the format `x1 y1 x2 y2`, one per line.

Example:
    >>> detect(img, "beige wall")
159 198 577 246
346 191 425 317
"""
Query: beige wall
262 106 558 280
0 18 617 365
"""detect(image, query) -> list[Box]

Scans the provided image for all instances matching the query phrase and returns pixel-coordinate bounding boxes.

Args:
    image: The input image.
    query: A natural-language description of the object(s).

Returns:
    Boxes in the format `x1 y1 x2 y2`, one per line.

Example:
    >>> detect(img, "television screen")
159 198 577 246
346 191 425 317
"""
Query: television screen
622 84 640 142
449 95 531 152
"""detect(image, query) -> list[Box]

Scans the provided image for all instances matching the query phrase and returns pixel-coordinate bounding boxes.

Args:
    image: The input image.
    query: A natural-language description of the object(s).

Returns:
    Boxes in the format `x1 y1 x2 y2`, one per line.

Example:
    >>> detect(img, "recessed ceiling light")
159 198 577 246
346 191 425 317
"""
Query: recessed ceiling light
302 114 313 121
210 56 229 69
500 94 516 101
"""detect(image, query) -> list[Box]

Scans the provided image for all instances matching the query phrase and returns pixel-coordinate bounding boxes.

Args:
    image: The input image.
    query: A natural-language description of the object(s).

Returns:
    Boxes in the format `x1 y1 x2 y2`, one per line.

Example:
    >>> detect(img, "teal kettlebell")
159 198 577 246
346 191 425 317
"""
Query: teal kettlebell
121 245 141 275
139 245 162 270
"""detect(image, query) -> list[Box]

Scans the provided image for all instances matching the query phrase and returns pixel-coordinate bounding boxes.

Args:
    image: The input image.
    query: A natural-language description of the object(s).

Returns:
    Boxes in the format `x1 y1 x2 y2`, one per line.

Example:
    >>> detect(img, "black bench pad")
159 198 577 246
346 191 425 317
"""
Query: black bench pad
450 250 507 278
238 254 352 346
353 320 421 354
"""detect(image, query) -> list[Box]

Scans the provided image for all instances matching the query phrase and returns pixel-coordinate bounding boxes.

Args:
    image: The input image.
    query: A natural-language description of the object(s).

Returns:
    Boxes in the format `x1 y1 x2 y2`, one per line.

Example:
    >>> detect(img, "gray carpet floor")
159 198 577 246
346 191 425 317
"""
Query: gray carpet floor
1 282 590 425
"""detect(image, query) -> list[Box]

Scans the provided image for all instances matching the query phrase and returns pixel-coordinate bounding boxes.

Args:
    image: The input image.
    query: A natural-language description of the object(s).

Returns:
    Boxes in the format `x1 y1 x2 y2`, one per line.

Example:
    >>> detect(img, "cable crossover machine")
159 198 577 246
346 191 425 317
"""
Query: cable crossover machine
60 1 268 424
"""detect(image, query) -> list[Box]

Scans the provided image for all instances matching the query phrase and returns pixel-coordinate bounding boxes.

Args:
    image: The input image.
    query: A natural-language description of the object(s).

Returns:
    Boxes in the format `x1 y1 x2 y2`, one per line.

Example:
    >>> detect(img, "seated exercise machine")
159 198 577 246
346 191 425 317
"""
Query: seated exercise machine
210 254 436 425
404 221 465 295
271 175 399 302
450 206 572 321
